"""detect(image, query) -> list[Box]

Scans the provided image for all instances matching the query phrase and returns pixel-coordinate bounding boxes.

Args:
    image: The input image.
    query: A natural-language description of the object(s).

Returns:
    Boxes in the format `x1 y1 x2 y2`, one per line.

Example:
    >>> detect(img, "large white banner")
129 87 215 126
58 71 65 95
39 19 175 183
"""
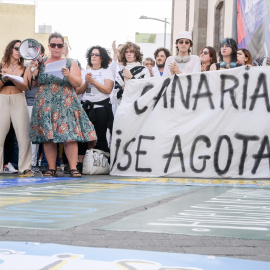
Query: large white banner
110 66 270 179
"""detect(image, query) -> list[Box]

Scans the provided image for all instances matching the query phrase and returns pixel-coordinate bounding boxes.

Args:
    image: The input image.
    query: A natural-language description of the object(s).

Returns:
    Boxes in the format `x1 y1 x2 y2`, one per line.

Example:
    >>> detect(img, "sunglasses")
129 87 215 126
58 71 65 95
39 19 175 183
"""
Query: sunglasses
179 40 190 45
90 53 100 57
201 51 209 55
49 43 64 49
13 47 20 51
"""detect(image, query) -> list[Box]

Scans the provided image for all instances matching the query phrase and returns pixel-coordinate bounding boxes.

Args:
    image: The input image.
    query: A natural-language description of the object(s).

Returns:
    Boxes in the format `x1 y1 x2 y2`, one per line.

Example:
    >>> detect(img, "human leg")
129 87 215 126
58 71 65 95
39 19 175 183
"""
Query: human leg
43 142 57 170
63 141 78 171
93 107 109 153
27 106 39 166
10 94 31 173
0 95 16 173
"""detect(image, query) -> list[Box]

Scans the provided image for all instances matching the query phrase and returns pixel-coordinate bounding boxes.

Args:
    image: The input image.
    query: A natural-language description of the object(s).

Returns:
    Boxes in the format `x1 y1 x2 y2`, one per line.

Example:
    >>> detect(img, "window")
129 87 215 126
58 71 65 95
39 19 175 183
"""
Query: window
214 1 224 52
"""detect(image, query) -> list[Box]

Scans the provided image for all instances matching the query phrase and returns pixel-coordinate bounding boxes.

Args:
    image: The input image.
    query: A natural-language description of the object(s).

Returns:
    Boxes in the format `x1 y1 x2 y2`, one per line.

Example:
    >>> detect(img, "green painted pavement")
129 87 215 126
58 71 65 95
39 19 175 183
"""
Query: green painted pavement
0 181 197 230
102 186 270 240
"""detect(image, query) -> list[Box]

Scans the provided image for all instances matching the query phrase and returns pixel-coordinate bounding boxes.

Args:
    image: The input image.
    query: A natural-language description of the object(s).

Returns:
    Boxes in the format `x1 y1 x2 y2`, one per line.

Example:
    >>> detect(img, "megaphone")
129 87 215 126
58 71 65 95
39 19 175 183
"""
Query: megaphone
19 38 43 72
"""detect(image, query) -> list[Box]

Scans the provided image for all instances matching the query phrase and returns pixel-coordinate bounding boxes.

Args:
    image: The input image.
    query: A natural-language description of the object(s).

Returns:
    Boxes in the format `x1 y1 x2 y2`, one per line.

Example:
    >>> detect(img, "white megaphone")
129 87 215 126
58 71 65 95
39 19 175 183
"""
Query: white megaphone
19 38 43 72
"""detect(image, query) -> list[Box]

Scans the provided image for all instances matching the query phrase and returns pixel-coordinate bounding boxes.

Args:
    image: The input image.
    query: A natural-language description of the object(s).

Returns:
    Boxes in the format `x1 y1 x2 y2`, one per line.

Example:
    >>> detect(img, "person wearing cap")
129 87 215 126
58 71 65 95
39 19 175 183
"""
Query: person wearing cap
163 31 201 76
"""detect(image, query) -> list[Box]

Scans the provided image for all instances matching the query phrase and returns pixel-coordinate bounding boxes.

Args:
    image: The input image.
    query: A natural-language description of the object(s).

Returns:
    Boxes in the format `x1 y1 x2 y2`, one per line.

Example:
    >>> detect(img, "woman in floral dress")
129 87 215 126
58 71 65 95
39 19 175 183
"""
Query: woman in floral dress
29 32 96 177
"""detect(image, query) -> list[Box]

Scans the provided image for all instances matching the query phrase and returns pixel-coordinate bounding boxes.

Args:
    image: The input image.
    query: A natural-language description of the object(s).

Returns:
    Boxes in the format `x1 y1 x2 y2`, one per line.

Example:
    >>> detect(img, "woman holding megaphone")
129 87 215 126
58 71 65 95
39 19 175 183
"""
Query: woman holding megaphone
0 39 33 176
29 32 96 177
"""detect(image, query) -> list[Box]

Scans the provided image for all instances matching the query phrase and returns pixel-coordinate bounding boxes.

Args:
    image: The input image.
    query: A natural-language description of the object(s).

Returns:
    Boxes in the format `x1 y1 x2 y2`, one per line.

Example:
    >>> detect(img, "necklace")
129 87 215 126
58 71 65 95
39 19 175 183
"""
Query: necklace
10 63 19 72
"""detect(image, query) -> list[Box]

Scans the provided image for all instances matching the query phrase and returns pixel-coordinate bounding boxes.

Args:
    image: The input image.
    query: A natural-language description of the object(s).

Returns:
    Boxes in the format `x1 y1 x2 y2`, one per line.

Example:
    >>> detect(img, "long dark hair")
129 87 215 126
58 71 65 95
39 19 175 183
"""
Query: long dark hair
86 45 110 68
1 40 24 68
219 38 238 62
200 46 217 71
238 48 253 66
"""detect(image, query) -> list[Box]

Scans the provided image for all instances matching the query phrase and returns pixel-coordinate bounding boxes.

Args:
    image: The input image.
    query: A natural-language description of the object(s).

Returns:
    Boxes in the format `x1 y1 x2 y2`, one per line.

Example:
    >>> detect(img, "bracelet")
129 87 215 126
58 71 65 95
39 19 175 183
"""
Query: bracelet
0 78 7 84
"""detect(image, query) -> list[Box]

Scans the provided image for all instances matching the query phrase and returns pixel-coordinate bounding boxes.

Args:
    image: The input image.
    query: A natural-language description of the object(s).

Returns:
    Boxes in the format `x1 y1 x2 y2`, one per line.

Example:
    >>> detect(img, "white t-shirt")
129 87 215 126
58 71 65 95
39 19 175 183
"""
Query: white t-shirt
81 68 114 103
163 55 201 77
152 66 162 77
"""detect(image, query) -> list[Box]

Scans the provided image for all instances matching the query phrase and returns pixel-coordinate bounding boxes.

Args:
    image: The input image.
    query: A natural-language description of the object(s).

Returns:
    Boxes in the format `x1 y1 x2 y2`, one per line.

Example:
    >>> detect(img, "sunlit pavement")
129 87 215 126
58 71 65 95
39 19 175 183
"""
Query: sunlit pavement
0 173 269 269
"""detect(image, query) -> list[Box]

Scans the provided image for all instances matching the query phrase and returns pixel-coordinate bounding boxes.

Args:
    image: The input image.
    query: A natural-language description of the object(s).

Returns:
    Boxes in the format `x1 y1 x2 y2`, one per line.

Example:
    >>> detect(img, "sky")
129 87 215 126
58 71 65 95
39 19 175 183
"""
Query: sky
2 0 173 68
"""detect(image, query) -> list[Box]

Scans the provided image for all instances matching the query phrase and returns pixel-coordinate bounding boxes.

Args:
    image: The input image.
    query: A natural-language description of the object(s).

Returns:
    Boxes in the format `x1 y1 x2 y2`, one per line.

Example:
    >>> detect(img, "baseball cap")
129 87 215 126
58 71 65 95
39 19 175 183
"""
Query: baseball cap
176 31 192 42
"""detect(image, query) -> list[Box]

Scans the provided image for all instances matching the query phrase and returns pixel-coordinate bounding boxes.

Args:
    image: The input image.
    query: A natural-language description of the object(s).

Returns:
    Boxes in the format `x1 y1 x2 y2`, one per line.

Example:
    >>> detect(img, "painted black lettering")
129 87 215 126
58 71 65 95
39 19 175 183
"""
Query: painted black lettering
242 73 249 109
192 73 214 110
234 133 259 175
111 130 122 170
171 74 192 109
135 135 155 172
163 135 185 173
252 135 270 174
249 73 270 112
153 77 171 109
134 84 155 115
214 135 233 175
220 74 239 109
190 135 211 173
117 138 136 171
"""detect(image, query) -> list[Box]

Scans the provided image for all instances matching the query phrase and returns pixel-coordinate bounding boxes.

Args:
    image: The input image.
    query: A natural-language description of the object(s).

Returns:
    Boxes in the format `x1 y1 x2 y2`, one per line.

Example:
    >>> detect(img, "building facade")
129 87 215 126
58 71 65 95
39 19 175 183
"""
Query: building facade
0 3 69 59
171 0 270 64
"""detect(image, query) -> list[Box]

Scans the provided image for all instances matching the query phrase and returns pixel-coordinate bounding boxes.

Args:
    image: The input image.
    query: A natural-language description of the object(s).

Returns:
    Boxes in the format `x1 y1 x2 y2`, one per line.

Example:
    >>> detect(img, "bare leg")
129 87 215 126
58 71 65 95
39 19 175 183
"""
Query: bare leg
63 141 78 170
43 142 57 170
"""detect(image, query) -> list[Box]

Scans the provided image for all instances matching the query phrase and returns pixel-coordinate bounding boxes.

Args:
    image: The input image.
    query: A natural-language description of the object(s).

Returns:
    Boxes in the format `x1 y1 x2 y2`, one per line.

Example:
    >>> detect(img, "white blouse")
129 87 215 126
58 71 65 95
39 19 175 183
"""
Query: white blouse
163 55 201 77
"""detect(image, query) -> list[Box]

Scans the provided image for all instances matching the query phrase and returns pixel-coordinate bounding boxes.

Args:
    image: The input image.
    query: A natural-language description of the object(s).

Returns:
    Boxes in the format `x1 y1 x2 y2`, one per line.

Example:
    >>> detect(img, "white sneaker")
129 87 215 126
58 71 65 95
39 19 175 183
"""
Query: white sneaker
3 162 18 174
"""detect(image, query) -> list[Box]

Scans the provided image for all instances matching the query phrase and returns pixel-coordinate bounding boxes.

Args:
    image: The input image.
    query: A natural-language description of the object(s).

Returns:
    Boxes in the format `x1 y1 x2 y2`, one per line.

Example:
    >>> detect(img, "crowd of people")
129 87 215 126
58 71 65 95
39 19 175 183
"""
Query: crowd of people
0 31 258 177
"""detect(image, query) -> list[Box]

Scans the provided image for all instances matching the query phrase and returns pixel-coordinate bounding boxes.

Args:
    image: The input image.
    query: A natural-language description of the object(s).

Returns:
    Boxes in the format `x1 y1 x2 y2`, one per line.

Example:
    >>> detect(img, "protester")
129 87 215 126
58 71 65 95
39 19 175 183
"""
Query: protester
76 45 114 172
210 38 242 70
153 47 171 76
199 46 217 72
237 48 253 66
0 39 33 176
115 42 150 103
25 43 45 170
143 57 155 77
110 42 124 114
29 32 96 177
163 31 201 76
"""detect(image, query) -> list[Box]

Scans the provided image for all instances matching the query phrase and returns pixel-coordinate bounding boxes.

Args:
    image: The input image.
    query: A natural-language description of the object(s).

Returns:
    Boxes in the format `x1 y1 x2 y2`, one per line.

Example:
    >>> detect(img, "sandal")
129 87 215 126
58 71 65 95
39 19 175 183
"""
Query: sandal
20 169 34 177
43 169 57 177
70 169 82 178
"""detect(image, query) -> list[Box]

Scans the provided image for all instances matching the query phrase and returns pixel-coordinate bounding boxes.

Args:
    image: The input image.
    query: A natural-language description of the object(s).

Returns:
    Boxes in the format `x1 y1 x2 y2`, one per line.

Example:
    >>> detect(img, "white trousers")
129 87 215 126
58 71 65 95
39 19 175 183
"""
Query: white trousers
0 93 31 173
27 106 39 166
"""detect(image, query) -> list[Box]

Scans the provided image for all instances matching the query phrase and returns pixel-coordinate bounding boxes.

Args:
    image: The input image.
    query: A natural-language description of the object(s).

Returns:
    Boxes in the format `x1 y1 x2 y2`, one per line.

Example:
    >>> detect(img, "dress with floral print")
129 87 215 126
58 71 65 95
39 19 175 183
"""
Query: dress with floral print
30 58 97 144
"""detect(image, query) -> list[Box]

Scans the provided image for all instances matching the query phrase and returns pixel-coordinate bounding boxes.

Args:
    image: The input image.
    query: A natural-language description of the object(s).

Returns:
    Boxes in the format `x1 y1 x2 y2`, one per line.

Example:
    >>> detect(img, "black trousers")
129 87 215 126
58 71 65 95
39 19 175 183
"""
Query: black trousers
78 106 109 155
4 123 15 165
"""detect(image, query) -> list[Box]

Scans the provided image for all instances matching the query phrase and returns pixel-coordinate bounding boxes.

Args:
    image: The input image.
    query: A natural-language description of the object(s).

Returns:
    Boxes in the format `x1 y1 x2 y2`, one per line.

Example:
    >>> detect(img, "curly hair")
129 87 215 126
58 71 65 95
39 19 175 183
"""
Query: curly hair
154 47 171 59
119 42 143 65
1 40 24 68
219 38 238 62
86 45 110 68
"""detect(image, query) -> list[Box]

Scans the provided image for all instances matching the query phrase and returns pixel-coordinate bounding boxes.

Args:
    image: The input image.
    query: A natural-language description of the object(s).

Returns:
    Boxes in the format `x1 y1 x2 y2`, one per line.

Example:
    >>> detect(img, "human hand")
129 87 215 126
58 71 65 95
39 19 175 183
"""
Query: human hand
85 73 94 84
123 68 133 79
112 40 117 54
169 62 182 75
148 65 154 77
29 60 38 72
62 67 70 78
